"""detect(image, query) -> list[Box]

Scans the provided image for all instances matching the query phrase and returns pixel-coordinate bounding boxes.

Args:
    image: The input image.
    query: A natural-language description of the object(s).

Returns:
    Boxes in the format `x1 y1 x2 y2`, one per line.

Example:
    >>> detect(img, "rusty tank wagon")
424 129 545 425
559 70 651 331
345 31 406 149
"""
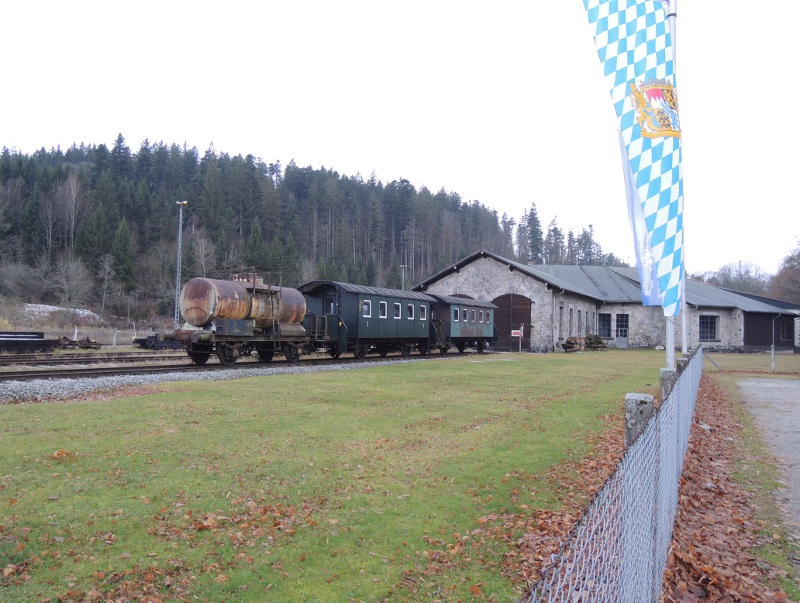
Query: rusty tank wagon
179 274 327 365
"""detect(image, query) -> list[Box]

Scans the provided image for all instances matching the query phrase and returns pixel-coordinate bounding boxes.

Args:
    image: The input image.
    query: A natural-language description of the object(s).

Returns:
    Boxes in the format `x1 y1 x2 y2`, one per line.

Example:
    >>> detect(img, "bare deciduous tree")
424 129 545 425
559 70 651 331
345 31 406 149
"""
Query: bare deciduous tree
53 171 86 251
96 253 119 318
221 243 244 275
53 255 93 309
187 227 217 277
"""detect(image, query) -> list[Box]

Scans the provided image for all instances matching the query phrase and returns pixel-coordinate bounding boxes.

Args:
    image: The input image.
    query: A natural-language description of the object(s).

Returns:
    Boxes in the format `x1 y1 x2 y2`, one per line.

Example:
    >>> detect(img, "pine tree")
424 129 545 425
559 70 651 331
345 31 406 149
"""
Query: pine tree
526 203 544 264
111 219 137 291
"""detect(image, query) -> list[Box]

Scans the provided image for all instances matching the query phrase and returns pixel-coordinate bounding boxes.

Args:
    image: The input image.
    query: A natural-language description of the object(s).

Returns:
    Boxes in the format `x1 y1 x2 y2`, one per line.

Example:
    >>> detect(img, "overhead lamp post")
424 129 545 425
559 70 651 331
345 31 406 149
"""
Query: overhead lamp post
174 200 188 329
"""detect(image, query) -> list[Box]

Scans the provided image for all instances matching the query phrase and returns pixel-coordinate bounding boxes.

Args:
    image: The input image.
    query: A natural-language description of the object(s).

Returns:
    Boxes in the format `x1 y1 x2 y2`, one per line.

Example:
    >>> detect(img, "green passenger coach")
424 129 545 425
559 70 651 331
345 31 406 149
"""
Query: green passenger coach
299 280 436 358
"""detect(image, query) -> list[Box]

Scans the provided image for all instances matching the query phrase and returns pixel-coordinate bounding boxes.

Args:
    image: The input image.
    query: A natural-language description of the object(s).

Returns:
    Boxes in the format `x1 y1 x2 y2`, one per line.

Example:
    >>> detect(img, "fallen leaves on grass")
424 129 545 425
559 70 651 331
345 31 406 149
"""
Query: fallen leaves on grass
660 376 791 602
395 417 627 597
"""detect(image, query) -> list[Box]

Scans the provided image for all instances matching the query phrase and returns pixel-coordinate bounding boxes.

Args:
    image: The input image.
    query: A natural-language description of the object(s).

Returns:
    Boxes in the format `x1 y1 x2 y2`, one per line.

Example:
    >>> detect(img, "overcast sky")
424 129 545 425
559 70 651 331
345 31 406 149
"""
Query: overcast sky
2 1 797 275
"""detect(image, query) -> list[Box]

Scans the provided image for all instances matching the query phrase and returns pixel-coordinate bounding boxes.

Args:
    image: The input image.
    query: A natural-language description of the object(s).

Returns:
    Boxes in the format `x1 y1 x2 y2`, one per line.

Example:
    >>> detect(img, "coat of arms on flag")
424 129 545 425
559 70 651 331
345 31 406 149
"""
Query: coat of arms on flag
630 79 680 138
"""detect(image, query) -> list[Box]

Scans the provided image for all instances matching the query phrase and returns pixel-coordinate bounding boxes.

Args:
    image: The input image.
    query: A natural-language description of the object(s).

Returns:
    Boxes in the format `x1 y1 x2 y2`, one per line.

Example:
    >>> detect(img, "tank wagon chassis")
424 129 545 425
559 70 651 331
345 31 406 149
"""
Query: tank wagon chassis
183 321 317 366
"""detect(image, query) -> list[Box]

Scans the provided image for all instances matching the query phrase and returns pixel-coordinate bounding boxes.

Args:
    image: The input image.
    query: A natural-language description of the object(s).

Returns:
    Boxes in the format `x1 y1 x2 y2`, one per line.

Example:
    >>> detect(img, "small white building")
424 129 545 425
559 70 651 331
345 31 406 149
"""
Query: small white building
412 250 800 352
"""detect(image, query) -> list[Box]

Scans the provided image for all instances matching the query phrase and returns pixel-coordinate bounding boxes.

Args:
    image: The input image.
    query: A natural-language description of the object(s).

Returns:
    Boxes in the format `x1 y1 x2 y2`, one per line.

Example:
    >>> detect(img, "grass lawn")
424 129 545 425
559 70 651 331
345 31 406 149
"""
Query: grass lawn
2 350 668 601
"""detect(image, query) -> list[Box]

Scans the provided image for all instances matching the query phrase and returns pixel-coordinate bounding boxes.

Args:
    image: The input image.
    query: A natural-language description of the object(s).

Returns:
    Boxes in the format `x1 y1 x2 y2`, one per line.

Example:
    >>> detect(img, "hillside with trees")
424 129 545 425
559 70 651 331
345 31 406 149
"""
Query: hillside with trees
4 134 795 322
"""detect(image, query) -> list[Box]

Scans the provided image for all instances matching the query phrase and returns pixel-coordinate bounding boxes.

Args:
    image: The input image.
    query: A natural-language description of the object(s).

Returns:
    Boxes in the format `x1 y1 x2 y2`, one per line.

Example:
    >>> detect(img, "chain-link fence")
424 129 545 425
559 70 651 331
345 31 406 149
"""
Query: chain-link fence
524 348 703 603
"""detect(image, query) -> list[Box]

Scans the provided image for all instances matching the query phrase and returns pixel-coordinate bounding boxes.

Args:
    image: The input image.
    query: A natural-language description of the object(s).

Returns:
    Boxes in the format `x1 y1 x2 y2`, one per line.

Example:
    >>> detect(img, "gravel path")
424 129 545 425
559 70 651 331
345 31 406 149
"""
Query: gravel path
737 377 800 542
0 357 430 404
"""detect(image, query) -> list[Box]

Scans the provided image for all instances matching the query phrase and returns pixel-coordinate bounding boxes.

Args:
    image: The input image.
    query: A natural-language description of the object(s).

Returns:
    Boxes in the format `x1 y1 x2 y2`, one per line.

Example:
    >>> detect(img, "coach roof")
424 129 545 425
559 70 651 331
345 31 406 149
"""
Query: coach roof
299 280 436 303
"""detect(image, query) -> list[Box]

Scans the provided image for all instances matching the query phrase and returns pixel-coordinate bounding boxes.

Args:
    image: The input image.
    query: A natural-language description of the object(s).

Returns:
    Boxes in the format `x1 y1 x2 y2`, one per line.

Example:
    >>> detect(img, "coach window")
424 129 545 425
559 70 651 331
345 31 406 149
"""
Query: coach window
471 309 477 322
453 307 460 321
407 303 414 319
394 302 402 319
362 300 372 318
462 308 468 322
479 310 484 323
324 295 335 315
379 301 388 319
420 305 427 321
486 310 492 324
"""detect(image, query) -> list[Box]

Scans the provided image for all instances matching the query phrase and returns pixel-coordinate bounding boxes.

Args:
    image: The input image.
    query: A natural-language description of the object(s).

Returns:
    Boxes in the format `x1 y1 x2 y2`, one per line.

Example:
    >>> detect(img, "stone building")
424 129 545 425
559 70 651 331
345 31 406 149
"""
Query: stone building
412 249 800 352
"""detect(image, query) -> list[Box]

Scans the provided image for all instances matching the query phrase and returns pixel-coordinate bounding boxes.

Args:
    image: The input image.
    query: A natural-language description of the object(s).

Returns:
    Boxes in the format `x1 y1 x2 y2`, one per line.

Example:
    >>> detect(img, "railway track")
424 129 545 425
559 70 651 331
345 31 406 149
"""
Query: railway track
0 351 184 366
0 352 459 383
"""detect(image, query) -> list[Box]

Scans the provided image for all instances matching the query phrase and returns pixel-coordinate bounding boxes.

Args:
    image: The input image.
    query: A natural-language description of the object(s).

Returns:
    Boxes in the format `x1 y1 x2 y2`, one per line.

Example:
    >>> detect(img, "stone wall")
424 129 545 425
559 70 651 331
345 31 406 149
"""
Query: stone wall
676 307 742 350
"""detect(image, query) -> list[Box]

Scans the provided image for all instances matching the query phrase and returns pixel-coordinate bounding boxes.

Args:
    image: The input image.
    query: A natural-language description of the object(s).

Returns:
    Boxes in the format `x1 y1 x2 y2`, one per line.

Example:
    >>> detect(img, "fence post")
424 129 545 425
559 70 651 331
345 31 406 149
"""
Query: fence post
625 393 655 447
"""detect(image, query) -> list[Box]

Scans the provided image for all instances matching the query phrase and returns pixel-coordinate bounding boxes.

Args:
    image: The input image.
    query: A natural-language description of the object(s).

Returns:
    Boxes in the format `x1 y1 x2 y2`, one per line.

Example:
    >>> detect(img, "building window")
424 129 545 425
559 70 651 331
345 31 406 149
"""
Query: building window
420 305 427 321
558 306 564 339
598 313 612 338
362 300 372 318
569 308 574 337
453 308 460 322
394 303 402 319
407 303 414 319
699 315 719 341
616 314 629 338
780 321 791 342
577 310 582 336
379 301 388 319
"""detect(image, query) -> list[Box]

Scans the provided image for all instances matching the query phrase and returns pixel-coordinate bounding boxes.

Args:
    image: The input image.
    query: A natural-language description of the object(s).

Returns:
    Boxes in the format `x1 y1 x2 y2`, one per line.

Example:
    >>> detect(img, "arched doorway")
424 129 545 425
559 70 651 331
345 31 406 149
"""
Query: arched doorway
493 293 533 352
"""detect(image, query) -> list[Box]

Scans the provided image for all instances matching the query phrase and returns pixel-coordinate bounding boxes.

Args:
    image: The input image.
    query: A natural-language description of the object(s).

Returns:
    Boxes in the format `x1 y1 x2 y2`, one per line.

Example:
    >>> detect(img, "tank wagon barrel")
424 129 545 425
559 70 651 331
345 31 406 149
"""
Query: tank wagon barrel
180 277 306 328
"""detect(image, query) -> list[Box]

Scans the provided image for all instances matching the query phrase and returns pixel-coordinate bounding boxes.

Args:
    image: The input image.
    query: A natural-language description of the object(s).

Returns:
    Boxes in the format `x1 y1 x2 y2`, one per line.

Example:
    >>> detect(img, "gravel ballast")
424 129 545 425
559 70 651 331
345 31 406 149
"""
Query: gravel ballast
0 358 429 404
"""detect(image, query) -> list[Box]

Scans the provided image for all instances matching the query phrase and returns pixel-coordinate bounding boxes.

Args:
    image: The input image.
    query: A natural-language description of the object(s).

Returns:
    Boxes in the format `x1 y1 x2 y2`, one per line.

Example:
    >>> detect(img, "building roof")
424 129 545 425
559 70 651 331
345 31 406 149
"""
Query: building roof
412 249 800 316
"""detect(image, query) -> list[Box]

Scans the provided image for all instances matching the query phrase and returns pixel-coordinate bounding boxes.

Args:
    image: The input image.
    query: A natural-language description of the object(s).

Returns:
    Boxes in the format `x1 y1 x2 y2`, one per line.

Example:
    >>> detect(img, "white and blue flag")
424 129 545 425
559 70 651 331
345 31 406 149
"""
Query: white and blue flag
582 0 684 316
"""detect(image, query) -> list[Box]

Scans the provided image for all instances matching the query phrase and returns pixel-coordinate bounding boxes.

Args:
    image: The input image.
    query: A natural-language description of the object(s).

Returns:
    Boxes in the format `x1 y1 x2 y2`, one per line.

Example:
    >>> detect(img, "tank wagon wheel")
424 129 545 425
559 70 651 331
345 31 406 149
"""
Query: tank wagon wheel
186 342 212 365
354 346 368 359
217 344 240 366
257 350 274 363
283 343 302 363
400 344 412 357
190 352 211 365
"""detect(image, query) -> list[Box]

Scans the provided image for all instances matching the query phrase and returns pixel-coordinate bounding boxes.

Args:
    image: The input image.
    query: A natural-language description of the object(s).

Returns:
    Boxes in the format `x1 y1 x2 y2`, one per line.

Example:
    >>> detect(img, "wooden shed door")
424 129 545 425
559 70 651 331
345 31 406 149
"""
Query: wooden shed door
493 294 532 352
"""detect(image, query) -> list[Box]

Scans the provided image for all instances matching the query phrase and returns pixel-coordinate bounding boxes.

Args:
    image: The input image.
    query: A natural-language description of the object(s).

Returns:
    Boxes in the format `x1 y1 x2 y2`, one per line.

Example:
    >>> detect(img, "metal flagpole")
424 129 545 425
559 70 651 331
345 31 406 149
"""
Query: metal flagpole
666 0 681 368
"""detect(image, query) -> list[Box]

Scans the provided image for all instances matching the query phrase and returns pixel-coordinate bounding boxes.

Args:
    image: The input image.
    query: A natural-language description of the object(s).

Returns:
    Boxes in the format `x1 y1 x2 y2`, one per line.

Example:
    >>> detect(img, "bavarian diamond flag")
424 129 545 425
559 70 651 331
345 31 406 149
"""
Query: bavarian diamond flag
582 0 684 316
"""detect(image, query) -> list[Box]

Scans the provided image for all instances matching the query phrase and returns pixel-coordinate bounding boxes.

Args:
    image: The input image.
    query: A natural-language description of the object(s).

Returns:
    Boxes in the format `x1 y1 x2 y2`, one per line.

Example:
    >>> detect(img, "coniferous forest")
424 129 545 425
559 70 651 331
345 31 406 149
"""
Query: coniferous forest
0 134 628 321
